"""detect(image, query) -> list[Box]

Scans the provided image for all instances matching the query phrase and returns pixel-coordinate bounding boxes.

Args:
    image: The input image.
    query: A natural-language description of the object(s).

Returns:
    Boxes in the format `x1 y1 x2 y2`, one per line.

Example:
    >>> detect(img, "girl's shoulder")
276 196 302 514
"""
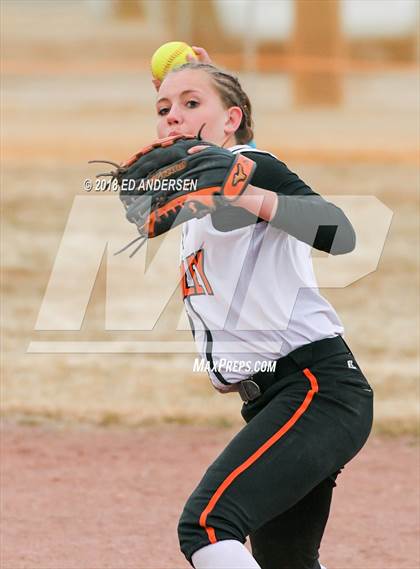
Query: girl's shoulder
229 145 314 197
229 144 278 160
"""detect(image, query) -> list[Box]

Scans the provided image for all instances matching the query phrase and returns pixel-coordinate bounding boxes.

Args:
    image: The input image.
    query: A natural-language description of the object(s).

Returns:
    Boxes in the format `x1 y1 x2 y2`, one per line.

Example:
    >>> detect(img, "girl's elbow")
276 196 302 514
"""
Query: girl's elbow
331 224 356 255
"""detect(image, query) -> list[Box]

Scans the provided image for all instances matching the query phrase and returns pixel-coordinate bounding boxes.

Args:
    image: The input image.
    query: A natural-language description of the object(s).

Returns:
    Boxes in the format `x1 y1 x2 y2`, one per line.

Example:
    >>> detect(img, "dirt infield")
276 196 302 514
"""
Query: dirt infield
1 423 418 569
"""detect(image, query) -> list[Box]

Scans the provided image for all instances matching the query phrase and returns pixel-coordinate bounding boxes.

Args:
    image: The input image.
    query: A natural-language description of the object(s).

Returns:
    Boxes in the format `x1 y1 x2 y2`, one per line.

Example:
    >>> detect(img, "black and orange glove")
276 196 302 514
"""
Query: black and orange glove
91 134 256 255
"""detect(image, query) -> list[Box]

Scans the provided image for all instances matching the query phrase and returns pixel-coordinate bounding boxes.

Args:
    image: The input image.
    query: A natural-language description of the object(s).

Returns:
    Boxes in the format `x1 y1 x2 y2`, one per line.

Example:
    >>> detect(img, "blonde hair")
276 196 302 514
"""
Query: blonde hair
170 62 254 145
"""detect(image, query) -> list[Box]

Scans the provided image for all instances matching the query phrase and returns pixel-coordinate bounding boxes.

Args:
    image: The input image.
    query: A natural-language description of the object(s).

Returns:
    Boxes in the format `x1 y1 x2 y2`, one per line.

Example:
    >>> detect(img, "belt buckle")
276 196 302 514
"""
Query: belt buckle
238 379 261 404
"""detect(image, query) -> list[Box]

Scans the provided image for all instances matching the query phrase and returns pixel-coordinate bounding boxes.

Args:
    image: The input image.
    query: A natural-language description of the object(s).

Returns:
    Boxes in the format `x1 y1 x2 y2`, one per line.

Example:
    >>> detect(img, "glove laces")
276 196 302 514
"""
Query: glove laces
113 234 147 258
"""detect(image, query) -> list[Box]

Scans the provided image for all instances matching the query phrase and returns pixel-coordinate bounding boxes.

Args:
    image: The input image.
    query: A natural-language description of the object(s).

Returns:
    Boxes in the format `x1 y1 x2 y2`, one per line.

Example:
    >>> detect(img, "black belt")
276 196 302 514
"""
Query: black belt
238 335 351 404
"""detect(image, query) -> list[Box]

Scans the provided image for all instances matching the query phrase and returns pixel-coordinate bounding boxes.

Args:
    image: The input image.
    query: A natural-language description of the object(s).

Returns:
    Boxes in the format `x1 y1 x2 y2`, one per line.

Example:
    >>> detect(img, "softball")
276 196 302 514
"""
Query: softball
151 41 197 82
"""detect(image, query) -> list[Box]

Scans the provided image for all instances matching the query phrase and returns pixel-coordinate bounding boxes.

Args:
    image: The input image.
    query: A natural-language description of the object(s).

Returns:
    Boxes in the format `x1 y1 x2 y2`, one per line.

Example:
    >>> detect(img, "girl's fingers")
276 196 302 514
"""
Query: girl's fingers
191 46 212 64
152 78 161 91
187 145 210 154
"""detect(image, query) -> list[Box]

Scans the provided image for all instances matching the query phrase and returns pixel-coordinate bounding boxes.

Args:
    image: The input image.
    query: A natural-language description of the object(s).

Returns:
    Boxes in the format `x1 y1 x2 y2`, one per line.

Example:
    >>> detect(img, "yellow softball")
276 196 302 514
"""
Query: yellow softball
151 41 197 82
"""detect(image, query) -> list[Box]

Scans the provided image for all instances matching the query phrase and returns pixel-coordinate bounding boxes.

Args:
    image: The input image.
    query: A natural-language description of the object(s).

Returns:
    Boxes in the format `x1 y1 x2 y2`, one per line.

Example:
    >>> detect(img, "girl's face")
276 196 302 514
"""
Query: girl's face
156 69 242 146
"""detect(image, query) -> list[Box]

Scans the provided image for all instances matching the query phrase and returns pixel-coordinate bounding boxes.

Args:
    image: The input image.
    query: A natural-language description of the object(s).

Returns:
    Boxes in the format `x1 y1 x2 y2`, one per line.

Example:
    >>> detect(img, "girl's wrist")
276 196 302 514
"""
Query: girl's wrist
232 184 278 222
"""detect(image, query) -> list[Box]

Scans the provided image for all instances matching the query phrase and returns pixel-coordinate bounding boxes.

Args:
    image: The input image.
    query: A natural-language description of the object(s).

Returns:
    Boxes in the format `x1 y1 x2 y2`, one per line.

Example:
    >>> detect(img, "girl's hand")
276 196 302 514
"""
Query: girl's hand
187 145 210 154
153 46 212 91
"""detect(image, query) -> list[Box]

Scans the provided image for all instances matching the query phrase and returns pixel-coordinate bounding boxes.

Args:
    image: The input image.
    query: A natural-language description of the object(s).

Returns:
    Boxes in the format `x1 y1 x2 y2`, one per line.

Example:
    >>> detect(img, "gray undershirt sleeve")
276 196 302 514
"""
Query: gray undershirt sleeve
270 194 356 255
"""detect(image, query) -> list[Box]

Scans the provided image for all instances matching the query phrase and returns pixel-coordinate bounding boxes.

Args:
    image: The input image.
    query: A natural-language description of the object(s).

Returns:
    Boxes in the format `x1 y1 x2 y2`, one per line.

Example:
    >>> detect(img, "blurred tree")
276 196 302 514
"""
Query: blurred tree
190 0 236 51
292 0 343 106
113 0 145 20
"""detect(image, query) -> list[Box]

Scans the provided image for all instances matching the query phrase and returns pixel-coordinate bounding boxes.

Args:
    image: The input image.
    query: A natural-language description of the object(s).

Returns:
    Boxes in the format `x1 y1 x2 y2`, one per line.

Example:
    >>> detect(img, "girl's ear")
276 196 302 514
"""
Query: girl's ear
224 106 243 136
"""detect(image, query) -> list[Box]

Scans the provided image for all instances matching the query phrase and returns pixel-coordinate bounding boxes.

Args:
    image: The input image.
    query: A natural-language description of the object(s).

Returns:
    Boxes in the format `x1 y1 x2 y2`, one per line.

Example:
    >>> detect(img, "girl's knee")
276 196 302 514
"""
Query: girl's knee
178 494 246 563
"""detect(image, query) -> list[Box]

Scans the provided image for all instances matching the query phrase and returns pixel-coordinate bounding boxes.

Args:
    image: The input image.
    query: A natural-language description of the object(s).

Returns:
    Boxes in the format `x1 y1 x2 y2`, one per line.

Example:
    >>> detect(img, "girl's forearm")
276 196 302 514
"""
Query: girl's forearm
232 184 356 255
232 184 278 222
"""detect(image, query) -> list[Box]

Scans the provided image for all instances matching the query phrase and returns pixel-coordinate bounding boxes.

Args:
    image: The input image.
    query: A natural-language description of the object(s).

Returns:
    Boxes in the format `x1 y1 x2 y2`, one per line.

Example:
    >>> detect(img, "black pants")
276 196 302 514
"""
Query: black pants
249 472 339 569
178 338 374 568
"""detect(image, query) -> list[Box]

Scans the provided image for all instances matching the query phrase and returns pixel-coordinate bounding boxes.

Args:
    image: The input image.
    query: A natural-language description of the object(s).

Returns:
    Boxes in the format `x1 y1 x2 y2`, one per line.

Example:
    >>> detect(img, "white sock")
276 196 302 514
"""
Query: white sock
191 540 261 569
320 565 327 569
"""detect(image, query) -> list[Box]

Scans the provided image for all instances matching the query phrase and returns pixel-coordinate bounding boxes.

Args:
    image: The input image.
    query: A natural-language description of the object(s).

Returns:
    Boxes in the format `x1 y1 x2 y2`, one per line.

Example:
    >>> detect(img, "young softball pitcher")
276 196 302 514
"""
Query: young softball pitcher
114 61 374 569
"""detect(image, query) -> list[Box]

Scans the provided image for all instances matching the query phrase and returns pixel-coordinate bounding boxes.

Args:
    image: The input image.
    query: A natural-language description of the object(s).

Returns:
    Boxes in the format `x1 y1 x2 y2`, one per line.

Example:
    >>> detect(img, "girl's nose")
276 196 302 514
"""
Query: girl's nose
166 105 181 125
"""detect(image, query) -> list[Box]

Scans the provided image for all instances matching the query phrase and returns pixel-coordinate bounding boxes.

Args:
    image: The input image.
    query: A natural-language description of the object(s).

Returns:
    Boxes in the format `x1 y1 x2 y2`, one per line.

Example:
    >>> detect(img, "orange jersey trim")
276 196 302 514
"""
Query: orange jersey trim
193 250 214 296
199 367 319 543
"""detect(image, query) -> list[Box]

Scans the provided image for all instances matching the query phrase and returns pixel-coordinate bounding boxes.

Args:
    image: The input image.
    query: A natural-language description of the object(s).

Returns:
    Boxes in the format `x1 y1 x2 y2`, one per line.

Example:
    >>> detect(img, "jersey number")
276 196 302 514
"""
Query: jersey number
181 249 214 298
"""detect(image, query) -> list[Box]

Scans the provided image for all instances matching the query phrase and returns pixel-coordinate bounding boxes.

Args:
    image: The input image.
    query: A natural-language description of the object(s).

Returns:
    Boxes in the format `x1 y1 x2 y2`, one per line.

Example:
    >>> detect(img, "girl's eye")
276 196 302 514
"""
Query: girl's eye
186 100 199 108
158 107 169 116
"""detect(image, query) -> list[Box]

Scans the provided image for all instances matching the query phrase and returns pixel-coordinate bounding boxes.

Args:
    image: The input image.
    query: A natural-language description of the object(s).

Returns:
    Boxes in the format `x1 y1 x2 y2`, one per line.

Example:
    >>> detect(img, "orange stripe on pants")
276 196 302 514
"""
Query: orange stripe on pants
199 368 319 543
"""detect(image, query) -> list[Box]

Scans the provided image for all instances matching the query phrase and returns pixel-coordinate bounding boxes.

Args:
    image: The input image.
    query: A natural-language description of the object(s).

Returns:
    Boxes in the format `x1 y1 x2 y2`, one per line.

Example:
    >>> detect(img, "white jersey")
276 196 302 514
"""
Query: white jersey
180 146 344 390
